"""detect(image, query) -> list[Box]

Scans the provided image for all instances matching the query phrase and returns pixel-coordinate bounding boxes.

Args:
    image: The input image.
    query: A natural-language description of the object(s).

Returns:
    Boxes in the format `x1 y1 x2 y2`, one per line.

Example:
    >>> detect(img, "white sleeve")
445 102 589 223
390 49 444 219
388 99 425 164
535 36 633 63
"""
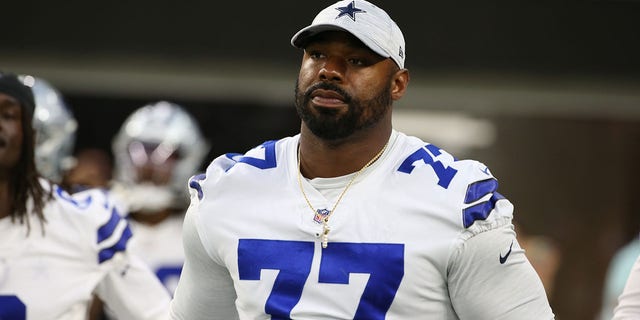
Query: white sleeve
613 255 640 319
448 224 555 320
169 201 239 320
94 252 171 319
67 187 171 319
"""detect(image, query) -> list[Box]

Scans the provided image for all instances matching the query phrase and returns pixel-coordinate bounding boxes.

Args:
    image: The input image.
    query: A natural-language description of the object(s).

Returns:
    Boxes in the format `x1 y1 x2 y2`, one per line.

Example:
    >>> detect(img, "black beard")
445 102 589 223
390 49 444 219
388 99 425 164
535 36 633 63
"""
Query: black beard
294 80 392 141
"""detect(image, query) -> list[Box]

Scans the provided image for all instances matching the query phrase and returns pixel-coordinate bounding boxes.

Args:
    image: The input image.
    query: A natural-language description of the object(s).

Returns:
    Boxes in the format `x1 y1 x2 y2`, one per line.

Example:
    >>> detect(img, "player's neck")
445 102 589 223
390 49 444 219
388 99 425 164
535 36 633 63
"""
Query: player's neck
129 209 173 226
299 125 391 179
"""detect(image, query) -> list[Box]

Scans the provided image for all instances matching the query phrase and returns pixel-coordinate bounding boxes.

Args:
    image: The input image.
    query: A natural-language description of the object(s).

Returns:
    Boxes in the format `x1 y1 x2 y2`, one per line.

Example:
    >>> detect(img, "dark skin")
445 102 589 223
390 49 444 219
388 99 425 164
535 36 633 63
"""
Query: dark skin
0 94 24 219
296 31 410 179
129 210 172 226
62 148 113 190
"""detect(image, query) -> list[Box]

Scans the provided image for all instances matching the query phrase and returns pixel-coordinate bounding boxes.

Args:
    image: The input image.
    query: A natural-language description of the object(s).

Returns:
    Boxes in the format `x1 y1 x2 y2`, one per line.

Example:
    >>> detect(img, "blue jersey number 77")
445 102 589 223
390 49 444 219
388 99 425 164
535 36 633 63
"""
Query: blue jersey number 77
238 239 404 320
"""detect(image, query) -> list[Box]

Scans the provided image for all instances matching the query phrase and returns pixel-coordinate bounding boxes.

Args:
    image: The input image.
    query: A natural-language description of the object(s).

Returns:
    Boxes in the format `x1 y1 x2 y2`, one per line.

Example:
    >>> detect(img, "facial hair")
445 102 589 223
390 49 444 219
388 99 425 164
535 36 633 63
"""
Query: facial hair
294 79 392 141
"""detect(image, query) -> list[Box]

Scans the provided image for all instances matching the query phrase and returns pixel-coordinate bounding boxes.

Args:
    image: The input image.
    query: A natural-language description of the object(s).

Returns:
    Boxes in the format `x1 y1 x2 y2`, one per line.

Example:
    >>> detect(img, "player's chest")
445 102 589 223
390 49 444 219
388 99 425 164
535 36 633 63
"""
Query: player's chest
206 184 460 247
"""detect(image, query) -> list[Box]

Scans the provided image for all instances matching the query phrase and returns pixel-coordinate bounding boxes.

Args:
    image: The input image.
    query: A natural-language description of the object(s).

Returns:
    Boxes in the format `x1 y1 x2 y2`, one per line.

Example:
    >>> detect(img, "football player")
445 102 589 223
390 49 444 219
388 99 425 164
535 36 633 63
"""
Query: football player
0 72 170 319
111 101 209 295
26 75 78 185
169 1 555 319
612 244 640 319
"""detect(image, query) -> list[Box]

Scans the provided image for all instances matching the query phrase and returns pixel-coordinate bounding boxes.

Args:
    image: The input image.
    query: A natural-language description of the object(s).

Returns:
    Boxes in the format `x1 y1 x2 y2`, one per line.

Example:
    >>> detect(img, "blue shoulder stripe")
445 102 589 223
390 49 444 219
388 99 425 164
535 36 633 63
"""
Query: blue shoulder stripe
189 173 207 200
462 193 506 228
462 179 505 228
464 178 498 204
235 140 277 169
98 224 133 263
97 207 122 244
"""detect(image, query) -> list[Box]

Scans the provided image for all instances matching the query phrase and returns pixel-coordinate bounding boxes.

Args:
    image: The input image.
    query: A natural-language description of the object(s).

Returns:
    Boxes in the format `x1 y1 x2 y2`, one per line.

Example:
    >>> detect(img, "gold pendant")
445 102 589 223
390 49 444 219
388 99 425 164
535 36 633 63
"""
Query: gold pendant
321 219 331 248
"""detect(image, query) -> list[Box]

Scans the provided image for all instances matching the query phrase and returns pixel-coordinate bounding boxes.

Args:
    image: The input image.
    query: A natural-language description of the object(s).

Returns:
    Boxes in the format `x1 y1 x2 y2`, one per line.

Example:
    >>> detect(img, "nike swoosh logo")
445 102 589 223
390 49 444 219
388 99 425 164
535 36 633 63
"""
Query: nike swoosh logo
499 241 514 264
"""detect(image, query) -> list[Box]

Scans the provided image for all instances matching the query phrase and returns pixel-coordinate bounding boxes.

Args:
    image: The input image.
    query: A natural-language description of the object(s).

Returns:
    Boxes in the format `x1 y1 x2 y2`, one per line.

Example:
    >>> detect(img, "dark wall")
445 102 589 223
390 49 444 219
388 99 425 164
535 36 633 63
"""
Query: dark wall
11 1 640 77
66 94 300 170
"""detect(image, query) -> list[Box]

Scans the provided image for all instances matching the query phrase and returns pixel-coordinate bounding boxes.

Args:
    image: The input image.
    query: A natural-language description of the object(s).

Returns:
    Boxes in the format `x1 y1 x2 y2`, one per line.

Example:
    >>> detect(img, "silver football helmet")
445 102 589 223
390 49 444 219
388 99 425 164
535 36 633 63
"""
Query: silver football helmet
112 101 209 212
21 75 78 183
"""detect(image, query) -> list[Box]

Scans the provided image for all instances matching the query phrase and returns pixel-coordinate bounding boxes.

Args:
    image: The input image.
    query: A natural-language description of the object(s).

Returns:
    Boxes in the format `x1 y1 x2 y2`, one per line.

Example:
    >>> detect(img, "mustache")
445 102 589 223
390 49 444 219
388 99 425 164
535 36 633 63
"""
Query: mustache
304 82 352 103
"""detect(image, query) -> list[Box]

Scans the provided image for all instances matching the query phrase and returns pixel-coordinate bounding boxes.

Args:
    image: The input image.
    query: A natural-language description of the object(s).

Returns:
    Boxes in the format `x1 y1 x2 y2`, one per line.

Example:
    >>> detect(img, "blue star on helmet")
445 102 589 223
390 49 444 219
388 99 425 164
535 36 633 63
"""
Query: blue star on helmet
335 1 366 21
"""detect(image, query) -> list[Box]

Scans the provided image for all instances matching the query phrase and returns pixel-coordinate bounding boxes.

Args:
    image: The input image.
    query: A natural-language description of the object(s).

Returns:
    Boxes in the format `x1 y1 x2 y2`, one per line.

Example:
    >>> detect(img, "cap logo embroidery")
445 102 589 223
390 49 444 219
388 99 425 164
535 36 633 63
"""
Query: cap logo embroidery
335 1 366 21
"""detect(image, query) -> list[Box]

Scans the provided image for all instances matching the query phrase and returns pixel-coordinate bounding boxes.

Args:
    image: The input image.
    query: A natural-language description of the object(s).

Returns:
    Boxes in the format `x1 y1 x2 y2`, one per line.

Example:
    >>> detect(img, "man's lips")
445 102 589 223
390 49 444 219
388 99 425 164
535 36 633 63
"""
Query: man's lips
311 89 346 107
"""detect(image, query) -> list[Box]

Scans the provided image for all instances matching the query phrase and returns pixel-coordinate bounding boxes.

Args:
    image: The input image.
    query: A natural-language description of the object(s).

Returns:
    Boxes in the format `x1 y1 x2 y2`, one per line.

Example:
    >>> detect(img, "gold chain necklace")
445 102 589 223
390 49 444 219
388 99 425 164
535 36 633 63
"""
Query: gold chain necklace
297 141 388 248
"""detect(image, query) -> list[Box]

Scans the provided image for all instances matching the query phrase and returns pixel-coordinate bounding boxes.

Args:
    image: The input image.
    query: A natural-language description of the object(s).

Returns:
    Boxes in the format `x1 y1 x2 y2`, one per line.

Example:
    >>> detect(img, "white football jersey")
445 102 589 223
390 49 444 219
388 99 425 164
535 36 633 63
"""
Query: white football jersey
170 131 554 320
613 243 640 319
0 180 170 320
128 215 185 295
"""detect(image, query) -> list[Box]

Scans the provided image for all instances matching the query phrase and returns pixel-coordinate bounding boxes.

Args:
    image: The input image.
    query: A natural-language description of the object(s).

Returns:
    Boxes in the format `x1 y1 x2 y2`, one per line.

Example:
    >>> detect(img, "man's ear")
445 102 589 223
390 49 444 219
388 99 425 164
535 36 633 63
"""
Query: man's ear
391 68 410 101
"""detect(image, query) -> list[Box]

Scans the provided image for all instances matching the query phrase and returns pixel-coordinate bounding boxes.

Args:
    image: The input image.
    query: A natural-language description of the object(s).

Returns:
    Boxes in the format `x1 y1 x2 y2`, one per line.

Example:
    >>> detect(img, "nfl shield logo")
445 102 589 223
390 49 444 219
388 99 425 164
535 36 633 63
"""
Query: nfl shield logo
314 209 331 224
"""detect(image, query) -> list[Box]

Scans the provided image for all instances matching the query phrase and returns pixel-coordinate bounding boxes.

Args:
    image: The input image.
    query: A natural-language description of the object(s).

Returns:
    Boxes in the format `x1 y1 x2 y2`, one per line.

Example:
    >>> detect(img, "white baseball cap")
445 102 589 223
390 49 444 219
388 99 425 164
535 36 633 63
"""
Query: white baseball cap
291 0 406 69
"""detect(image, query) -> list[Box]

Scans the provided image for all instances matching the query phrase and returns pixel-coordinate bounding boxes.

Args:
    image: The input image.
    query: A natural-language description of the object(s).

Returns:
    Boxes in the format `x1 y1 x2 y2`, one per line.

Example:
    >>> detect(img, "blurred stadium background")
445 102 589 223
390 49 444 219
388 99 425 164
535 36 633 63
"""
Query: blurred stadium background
4 1 640 319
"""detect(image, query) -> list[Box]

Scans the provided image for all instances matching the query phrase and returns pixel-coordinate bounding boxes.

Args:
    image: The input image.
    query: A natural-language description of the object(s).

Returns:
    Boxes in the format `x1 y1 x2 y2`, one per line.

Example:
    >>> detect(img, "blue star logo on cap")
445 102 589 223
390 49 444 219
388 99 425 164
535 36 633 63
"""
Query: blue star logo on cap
335 1 366 21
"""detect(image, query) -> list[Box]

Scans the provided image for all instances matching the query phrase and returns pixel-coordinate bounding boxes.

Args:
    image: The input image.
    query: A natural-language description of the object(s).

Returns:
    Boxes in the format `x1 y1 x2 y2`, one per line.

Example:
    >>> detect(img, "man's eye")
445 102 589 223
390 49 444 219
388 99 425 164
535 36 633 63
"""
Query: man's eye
1 110 19 120
309 51 325 59
348 58 365 66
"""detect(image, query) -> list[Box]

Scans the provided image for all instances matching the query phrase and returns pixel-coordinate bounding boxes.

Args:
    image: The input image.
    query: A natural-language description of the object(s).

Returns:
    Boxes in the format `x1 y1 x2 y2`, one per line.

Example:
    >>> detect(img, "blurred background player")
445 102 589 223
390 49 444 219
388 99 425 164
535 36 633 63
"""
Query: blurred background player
22 75 124 320
612 245 640 318
25 75 78 185
0 71 170 319
64 147 114 191
110 100 210 294
600 237 640 319
26 74 113 193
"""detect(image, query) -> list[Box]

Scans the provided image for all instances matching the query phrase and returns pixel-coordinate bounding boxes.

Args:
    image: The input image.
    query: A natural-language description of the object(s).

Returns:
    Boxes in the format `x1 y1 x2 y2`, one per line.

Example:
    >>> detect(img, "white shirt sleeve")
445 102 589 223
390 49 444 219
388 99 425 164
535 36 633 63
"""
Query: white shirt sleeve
93 251 171 319
613 255 640 319
448 224 555 320
169 202 239 320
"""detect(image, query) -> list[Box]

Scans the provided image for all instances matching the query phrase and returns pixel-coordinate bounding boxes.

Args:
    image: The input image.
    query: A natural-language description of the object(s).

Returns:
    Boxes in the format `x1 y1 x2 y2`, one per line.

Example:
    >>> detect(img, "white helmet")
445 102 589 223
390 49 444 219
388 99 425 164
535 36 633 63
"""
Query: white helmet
22 75 78 183
112 101 209 211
